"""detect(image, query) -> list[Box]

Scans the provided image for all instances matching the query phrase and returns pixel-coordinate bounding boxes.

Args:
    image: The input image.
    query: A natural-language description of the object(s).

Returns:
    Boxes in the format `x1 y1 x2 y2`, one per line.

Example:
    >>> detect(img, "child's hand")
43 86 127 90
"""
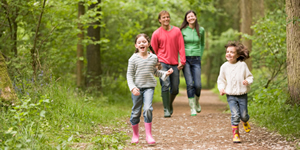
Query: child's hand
131 87 140 96
156 62 162 70
166 68 173 76
242 80 249 86
220 89 226 96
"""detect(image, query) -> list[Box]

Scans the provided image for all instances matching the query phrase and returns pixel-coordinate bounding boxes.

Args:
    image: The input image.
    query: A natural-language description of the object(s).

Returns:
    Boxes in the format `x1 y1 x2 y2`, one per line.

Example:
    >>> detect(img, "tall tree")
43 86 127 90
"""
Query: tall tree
31 0 46 78
0 52 17 105
86 0 101 89
77 1 85 87
1 0 19 57
240 0 253 70
286 0 300 105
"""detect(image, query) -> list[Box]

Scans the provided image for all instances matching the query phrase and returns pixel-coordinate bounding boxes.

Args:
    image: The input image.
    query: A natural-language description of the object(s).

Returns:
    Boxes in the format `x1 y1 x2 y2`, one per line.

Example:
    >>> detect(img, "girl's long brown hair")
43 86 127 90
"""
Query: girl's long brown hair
225 41 250 61
179 10 201 38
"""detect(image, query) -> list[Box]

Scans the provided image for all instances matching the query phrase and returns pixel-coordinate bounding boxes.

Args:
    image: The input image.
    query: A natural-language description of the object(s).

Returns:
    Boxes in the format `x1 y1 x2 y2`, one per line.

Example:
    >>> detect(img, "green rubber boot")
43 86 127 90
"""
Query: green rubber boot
162 92 171 117
195 95 201 113
188 97 197 116
170 94 176 115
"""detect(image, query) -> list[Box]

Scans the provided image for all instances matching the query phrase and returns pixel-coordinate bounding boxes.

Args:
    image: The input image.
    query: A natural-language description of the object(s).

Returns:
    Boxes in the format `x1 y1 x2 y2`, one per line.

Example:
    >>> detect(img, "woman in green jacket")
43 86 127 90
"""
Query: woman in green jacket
180 10 205 116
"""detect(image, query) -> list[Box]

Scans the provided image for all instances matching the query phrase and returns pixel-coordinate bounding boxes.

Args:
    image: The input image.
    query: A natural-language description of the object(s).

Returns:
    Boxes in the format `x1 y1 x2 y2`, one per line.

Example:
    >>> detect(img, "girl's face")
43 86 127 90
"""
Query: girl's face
226 46 240 64
186 12 196 25
135 36 150 54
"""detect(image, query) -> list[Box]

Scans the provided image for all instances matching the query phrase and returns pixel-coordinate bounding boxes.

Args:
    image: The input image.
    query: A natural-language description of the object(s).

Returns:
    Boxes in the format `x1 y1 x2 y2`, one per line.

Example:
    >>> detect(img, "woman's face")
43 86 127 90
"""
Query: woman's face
226 46 240 64
186 12 196 25
135 36 150 54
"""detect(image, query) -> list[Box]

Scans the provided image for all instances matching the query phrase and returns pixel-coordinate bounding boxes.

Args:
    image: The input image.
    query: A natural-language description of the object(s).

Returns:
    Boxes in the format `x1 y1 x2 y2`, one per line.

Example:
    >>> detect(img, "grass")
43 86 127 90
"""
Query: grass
0 76 132 149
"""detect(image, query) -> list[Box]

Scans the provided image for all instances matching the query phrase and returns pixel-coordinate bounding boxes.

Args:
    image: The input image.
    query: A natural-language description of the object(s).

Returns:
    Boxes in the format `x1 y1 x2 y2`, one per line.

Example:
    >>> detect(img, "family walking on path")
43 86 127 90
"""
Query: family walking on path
126 10 254 146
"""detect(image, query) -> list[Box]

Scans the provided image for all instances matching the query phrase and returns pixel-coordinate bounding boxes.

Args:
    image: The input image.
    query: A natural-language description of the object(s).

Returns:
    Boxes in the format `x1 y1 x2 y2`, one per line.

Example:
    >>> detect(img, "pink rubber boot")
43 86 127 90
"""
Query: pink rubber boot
131 124 139 144
144 122 156 145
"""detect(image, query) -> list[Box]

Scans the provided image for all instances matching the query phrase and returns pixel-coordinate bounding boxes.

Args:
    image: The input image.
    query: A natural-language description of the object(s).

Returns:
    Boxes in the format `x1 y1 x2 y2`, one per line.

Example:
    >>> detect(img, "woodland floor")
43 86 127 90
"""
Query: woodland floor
122 89 300 150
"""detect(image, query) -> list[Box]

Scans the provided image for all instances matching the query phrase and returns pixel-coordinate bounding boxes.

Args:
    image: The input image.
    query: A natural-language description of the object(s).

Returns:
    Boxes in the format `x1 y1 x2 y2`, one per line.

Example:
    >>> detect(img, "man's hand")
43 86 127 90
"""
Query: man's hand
177 62 184 70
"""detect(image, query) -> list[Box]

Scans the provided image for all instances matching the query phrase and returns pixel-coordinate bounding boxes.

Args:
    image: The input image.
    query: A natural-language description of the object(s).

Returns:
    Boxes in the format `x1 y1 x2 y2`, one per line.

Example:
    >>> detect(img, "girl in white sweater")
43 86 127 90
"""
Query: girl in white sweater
217 41 253 143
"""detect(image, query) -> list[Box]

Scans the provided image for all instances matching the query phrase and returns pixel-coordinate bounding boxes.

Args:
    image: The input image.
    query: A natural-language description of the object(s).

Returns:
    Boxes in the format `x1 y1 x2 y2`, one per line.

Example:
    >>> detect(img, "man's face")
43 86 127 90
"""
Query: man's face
159 13 170 26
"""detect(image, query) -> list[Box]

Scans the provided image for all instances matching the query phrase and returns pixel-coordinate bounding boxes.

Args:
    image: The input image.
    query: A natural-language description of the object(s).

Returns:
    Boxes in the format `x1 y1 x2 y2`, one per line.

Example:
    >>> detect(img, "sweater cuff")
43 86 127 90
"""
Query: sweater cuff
161 72 168 81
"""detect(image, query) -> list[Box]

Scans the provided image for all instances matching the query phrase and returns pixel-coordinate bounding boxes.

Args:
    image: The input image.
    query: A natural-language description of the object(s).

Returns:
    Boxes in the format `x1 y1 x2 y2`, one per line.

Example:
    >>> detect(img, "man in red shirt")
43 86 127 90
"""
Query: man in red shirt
151 10 186 117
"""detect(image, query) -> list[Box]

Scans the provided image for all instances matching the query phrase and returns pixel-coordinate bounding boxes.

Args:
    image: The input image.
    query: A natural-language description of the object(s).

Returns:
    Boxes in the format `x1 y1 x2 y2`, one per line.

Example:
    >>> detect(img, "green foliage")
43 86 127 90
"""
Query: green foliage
249 87 300 139
201 28 239 88
1 77 131 149
246 10 287 88
100 0 191 76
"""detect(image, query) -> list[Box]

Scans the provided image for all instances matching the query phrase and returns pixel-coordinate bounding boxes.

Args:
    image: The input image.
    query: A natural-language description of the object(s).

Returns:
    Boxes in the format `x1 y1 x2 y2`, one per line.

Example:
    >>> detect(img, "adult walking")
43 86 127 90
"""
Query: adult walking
151 10 186 118
180 10 205 116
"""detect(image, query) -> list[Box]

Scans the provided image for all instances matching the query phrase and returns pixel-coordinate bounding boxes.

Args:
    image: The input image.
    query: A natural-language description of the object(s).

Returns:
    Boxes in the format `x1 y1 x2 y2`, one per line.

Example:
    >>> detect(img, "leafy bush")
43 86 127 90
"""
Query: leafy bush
1 76 131 149
249 87 300 139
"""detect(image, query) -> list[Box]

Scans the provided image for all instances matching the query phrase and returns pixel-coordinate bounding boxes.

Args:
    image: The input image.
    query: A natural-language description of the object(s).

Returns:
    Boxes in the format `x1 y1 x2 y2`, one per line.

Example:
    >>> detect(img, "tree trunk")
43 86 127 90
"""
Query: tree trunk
286 0 300 105
31 0 46 78
240 0 252 70
77 2 85 87
86 0 102 89
204 32 211 88
0 52 17 106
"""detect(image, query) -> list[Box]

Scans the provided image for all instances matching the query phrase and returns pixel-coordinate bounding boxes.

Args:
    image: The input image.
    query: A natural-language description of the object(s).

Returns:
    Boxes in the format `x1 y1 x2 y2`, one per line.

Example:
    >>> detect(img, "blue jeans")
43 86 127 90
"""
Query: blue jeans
130 88 154 125
159 62 179 95
183 56 202 98
227 94 250 125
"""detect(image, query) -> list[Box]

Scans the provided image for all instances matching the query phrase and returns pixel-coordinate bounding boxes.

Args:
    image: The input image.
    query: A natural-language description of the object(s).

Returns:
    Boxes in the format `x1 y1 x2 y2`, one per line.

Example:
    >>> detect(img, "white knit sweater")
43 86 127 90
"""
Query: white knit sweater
217 61 253 95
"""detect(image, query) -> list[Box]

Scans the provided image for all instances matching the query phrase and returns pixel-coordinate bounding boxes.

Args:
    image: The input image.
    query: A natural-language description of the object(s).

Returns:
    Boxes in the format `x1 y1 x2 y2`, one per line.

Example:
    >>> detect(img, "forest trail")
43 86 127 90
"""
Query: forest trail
123 90 299 150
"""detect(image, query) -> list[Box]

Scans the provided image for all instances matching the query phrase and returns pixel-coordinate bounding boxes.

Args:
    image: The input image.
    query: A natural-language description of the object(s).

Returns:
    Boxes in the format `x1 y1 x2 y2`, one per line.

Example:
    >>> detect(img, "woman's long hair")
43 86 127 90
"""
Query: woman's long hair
179 10 201 38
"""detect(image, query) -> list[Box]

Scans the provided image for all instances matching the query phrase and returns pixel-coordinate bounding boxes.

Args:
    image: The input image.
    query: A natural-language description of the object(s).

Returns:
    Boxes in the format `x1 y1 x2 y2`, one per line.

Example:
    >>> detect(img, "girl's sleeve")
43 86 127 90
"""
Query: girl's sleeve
244 64 253 85
154 68 168 81
126 59 136 91
217 65 227 91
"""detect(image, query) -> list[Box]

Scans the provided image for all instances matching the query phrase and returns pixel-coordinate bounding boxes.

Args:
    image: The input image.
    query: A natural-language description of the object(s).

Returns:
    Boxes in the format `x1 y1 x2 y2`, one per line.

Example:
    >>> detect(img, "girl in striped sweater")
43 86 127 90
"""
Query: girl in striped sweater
127 33 173 145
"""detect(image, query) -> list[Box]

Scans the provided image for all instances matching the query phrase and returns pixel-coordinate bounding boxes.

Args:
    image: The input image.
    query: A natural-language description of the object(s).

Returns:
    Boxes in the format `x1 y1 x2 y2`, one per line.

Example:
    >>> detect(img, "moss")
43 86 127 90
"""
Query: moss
0 53 17 106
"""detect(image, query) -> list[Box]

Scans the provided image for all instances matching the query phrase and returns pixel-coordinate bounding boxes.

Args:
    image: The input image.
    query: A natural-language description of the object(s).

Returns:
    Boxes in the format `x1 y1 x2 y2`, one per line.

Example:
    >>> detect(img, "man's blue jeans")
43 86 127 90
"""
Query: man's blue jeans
227 94 250 125
130 88 154 125
159 62 179 95
183 56 202 98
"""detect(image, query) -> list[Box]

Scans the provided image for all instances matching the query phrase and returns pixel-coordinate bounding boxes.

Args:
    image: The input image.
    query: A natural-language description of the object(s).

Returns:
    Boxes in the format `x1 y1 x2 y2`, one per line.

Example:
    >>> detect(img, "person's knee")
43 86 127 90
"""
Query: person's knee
240 114 249 122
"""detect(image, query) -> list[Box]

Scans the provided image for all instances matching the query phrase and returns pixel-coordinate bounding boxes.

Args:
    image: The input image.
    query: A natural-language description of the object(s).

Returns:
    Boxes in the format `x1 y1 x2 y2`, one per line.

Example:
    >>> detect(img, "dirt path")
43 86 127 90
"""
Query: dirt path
124 90 299 150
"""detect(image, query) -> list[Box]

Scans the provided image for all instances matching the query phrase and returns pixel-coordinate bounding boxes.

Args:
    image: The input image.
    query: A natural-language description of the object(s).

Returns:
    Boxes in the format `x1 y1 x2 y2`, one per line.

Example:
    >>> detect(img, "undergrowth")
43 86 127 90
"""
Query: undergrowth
0 75 135 149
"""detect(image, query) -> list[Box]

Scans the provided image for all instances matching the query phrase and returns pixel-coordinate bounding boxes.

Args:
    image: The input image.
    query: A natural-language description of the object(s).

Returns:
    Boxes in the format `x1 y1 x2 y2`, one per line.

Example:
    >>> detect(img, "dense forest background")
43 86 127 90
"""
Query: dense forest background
0 0 299 149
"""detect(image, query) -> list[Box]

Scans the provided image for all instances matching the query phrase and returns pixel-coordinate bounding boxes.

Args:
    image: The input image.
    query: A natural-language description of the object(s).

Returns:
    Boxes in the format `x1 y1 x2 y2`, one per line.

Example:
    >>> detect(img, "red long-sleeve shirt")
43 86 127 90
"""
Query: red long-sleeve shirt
151 26 186 66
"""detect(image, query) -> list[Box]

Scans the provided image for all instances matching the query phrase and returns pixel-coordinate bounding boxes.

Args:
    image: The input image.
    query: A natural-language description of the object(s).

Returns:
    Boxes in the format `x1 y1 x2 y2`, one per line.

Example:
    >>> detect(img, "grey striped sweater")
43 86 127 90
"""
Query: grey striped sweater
127 52 167 91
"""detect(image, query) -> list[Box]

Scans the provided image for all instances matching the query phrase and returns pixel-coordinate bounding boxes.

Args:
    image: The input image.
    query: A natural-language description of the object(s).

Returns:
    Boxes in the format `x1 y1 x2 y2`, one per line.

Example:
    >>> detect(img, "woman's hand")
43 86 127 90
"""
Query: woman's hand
166 68 173 76
131 87 140 96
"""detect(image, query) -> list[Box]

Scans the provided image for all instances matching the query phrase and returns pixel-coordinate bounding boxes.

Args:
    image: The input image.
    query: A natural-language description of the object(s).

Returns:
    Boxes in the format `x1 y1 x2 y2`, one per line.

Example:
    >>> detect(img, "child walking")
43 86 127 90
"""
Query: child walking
217 41 253 143
127 33 173 145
